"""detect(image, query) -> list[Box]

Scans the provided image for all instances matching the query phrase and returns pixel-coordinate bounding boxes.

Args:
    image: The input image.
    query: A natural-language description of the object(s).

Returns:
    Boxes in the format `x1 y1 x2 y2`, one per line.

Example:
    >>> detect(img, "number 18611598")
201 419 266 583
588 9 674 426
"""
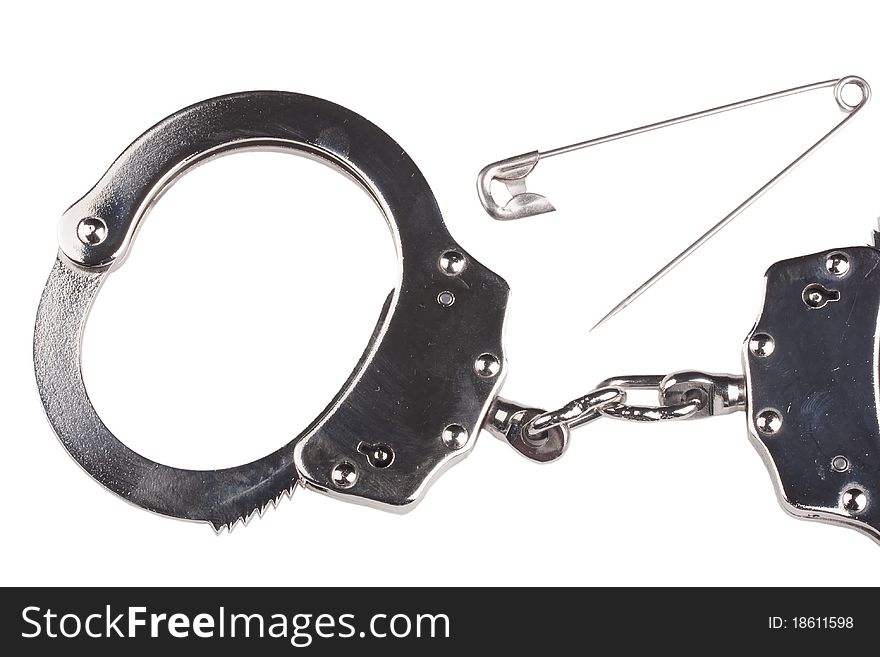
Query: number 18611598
769 617 853 630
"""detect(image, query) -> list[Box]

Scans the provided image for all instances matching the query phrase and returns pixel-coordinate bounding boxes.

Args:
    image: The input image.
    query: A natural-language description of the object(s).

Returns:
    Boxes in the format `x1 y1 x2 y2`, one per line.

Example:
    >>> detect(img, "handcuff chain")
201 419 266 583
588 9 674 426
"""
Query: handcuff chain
524 371 747 439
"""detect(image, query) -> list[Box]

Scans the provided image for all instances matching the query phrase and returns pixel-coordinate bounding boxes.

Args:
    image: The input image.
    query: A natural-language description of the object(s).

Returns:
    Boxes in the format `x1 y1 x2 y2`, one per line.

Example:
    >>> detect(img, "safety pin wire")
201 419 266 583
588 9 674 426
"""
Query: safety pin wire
476 76 871 329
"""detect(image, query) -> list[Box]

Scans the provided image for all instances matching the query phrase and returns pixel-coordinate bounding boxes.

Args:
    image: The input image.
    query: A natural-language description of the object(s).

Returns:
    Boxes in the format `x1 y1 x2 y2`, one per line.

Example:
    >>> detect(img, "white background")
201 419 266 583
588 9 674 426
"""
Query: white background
2 1 879 586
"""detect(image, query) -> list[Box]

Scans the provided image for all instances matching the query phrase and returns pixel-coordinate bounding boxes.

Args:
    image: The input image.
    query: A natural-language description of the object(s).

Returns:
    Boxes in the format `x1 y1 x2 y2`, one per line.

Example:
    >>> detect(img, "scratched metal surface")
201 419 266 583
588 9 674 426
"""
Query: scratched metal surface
745 246 880 542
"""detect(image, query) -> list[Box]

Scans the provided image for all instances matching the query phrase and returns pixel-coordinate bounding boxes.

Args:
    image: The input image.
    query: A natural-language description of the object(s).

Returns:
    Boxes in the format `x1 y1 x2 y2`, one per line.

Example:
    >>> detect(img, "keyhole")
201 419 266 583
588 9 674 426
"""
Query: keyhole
802 283 840 309
357 442 395 468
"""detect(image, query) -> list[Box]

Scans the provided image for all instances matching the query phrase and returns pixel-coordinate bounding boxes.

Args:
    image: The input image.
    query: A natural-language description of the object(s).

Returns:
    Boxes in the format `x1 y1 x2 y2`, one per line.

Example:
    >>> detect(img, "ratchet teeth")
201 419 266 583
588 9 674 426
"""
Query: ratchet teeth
210 484 297 534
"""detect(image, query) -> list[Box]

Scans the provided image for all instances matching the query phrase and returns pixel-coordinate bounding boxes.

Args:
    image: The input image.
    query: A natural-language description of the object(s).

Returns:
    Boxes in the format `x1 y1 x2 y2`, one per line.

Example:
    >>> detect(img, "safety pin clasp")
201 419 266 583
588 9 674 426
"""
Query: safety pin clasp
476 151 555 221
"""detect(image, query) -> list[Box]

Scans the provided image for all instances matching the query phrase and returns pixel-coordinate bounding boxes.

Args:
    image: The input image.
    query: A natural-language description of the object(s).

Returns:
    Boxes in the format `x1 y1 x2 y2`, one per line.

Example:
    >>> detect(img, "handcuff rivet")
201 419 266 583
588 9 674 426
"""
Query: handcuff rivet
330 462 358 489
826 252 850 276
474 353 500 378
756 409 782 435
439 250 467 276
76 217 108 246
749 333 775 358
841 487 868 514
442 424 469 450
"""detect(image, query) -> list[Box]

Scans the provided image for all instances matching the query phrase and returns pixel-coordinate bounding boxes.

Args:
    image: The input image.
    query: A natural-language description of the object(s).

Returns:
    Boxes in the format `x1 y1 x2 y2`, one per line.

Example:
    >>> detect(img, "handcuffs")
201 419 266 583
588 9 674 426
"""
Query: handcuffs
35 86 880 544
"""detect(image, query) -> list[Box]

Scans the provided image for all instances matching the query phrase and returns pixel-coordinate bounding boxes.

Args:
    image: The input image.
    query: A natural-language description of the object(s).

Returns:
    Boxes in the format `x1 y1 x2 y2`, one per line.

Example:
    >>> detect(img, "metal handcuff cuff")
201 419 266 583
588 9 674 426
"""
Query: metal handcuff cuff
35 78 880 545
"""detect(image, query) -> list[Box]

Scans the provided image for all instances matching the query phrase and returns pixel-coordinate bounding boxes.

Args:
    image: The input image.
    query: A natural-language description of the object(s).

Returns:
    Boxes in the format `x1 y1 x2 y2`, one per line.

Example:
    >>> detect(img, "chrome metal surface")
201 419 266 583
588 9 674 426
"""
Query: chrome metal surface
331 462 358 489
802 282 840 308
36 91 510 527
437 290 456 307
749 333 776 358
441 424 470 451
590 373 709 422
438 250 467 276
744 245 880 543
514 370 741 444
755 409 783 435
476 76 871 328
826 251 850 276
474 352 502 378
831 456 851 473
476 152 555 221
599 397 703 422
35 258 297 531
358 442 394 469
659 371 746 420
841 488 868 514
525 387 625 437
76 217 107 246
485 398 570 462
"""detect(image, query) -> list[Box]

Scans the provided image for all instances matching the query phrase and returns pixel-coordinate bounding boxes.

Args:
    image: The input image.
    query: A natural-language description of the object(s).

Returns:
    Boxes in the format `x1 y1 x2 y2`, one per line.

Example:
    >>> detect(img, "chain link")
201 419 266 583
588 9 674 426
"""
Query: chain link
526 387 626 437
522 371 745 438
488 371 746 463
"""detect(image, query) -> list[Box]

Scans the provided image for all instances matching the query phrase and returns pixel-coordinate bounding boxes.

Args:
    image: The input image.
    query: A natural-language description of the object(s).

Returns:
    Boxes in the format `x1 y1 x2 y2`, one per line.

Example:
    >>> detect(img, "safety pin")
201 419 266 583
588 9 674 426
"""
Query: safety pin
476 76 871 329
